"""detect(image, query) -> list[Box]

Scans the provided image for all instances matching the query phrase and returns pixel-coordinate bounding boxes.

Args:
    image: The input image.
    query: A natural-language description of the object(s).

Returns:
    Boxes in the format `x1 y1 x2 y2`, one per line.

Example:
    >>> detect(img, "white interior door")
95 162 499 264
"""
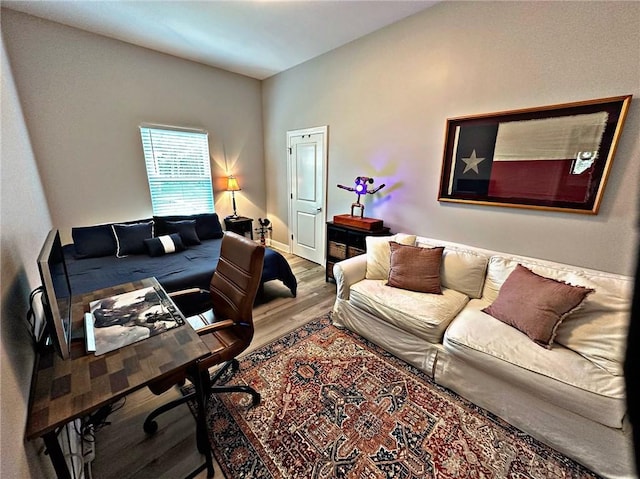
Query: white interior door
287 126 327 264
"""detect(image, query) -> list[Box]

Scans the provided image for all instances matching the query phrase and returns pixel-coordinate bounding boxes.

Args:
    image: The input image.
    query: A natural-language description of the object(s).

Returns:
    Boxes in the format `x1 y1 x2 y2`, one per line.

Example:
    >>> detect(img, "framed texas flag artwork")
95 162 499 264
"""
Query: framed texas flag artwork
438 95 631 214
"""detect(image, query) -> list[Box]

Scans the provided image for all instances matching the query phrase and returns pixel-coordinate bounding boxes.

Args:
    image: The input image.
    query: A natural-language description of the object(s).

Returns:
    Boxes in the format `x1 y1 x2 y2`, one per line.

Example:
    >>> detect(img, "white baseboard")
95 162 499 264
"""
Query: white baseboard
267 239 290 253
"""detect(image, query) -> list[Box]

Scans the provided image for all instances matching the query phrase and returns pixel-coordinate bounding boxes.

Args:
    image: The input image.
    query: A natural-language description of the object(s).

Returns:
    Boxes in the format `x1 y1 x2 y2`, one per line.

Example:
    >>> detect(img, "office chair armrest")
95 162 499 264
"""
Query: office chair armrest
195 319 236 335
169 288 208 298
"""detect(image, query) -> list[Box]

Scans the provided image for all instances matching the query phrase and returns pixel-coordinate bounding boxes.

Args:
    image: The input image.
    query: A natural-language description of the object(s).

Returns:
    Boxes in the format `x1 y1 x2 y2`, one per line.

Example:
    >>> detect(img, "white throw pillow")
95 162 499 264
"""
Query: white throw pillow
484 256 632 376
554 272 631 376
365 233 416 280
416 240 488 299
482 256 577 303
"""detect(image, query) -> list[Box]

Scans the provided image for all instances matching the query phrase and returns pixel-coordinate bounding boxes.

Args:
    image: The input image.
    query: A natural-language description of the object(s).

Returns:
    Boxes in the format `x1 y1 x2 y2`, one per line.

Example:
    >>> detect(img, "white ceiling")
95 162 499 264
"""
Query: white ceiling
2 1 437 80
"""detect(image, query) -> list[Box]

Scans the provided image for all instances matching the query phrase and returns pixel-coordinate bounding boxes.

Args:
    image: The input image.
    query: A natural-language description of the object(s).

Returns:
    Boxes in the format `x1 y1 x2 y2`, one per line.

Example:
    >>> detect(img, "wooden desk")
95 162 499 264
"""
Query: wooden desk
26 278 212 478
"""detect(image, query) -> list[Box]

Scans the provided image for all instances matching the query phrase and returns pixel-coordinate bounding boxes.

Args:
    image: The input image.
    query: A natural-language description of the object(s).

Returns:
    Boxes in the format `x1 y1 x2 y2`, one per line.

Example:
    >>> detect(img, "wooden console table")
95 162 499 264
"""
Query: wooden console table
25 277 213 478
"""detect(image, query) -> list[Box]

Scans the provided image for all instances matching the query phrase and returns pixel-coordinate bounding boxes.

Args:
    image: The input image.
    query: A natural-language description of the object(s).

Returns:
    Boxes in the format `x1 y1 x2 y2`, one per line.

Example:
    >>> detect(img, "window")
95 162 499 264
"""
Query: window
139 124 215 216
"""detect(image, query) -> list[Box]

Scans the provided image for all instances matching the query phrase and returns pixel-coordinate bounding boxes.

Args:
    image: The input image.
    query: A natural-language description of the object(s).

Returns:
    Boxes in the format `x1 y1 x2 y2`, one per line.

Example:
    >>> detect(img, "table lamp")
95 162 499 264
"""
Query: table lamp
226 175 241 218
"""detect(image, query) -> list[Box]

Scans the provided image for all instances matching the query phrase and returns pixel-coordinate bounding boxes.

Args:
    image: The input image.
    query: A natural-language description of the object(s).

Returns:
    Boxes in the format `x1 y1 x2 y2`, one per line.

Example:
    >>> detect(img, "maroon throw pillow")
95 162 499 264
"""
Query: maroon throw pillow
386 242 444 294
483 264 594 348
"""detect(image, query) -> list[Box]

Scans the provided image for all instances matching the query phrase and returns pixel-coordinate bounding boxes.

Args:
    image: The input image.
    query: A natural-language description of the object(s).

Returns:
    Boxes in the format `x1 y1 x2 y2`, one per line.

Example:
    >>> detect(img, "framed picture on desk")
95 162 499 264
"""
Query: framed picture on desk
89 285 184 356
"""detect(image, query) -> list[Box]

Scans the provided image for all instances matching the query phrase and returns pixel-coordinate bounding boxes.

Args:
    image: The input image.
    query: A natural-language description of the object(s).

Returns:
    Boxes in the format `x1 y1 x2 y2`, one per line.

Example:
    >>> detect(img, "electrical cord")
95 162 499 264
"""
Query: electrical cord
70 397 128 476
82 397 126 435
75 418 95 446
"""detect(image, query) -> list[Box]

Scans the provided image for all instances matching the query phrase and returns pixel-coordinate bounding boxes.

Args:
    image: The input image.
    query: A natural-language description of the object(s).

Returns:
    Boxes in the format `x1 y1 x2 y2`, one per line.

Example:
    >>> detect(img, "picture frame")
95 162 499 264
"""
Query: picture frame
437 95 632 214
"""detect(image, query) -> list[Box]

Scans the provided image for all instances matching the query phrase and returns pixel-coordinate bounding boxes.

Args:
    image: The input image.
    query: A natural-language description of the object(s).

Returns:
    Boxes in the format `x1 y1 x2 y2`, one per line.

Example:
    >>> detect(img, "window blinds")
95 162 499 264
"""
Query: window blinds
139 125 215 216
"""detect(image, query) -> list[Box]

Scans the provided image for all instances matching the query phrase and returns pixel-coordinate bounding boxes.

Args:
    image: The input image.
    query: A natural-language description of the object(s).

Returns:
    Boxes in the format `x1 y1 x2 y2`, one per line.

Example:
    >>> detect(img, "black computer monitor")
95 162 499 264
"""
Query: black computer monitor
36 229 73 359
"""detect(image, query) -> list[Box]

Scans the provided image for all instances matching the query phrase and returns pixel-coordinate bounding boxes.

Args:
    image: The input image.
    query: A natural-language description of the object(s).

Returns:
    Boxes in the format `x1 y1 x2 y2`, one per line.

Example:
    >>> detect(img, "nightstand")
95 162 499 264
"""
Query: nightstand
224 216 253 239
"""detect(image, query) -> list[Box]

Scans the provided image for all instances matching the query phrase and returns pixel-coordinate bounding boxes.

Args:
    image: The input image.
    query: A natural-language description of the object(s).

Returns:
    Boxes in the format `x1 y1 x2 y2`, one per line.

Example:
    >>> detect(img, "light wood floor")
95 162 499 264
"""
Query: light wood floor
89 253 336 479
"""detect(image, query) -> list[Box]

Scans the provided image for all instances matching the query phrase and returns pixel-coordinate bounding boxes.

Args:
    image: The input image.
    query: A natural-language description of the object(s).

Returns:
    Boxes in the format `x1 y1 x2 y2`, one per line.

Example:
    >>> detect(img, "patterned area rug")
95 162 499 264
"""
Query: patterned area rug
197 314 599 479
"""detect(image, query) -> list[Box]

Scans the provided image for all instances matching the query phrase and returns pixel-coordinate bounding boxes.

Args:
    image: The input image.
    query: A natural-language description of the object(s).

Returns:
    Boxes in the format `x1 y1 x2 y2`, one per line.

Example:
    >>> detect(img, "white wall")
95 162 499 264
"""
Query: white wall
263 1 640 275
0 9 266 477
2 9 266 244
1 37 55 479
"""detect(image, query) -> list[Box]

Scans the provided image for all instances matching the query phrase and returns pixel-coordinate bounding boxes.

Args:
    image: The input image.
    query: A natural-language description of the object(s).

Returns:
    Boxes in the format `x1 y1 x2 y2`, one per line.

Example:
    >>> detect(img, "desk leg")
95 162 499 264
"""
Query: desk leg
192 368 214 478
43 430 71 479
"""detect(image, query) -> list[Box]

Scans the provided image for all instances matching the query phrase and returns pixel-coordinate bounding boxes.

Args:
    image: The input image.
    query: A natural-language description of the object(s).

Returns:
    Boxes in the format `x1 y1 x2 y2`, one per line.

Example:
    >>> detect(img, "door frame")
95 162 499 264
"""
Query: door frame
286 125 328 261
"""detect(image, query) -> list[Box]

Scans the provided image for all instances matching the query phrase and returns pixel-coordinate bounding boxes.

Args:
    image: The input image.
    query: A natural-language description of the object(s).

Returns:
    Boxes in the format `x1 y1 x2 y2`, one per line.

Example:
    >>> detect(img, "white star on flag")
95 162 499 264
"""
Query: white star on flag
462 149 485 174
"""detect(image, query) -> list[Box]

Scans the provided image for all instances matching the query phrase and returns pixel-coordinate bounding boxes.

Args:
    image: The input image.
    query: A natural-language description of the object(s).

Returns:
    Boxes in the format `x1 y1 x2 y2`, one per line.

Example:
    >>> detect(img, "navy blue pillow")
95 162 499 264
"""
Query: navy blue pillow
196 213 224 240
112 221 154 258
72 225 117 258
144 233 186 257
166 220 201 245
154 213 223 240
153 216 181 236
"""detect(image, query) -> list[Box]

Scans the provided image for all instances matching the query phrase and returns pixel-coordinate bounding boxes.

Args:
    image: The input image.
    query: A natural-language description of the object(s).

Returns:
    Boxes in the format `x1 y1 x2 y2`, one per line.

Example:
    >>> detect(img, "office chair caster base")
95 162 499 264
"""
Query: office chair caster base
143 393 192 436
143 419 158 435
210 359 239 386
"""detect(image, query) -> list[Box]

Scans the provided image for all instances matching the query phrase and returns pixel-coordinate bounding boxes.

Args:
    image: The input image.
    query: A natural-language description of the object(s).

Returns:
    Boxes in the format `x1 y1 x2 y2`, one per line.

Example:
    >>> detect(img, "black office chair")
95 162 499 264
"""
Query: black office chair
143 231 265 435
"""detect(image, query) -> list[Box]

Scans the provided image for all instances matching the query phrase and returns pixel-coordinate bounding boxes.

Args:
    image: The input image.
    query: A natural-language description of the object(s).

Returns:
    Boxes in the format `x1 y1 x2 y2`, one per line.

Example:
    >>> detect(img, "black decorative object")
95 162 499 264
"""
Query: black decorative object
255 218 272 246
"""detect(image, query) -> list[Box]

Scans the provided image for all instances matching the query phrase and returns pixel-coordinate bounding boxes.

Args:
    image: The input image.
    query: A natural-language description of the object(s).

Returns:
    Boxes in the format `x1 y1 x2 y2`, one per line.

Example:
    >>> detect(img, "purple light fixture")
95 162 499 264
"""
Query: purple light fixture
337 176 385 218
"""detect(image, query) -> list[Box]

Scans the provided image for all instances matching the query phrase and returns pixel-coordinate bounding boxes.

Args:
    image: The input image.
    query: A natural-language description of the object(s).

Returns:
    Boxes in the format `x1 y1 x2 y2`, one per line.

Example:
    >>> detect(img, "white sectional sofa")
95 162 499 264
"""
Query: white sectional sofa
332 234 635 479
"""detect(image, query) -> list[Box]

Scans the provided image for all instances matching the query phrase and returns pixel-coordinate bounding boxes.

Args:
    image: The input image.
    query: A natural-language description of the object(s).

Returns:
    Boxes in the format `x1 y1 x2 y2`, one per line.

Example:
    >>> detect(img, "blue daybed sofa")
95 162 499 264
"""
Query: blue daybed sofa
63 213 297 297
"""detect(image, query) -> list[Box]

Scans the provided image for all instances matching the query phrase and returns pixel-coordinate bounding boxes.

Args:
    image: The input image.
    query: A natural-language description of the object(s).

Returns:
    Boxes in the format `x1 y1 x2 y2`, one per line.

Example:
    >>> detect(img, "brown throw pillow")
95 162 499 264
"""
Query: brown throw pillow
483 264 594 348
386 242 444 294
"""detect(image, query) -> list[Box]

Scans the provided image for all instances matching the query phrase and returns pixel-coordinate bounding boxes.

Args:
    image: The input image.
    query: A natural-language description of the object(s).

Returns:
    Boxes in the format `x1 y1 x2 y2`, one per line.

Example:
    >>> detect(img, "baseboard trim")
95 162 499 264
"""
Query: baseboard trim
268 239 290 253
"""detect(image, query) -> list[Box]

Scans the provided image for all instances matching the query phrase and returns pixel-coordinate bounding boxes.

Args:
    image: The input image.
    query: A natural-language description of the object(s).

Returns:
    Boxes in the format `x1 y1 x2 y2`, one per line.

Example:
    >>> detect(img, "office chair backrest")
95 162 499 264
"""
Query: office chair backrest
210 232 265 338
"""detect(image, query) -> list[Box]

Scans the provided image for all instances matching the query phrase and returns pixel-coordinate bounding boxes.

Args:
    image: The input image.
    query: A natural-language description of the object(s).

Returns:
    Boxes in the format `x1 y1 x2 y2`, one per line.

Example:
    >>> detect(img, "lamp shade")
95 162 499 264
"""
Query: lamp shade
226 176 241 192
